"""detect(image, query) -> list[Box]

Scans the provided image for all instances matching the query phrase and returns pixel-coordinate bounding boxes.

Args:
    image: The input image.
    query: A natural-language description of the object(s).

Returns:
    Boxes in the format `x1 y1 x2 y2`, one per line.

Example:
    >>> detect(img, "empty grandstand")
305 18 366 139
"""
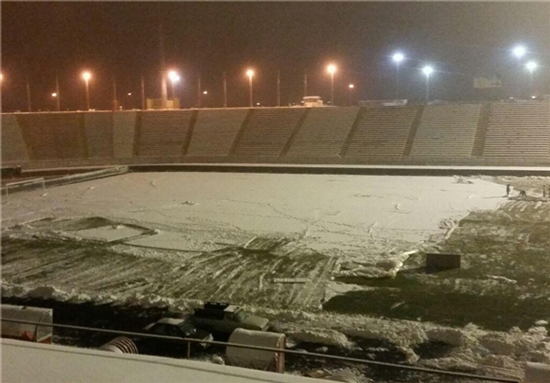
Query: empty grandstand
187 109 248 157
285 107 359 158
84 112 114 159
1 103 549 167
138 110 195 157
409 104 482 159
1 114 29 165
232 108 306 158
17 113 86 161
344 106 418 159
483 101 550 159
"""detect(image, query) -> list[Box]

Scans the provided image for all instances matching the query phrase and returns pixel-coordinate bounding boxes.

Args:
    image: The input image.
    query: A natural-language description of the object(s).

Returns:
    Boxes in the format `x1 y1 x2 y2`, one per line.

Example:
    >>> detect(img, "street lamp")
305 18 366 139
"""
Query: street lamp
246 69 254 107
422 66 434 103
51 92 57 98
512 45 527 59
168 70 180 99
392 52 405 99
81 71 92 110
526 61 538 94
348 84 354 106
327 64 337 105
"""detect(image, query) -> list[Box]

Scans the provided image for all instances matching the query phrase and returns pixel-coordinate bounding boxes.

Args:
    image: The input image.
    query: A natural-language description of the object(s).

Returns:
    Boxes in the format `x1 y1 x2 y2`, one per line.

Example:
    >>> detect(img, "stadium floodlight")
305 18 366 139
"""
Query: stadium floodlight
0 73 3 82
51 92 57 98
348 84 355 106
512 45 527 58
526 61 538 72
326 64 337 105
203 90 208 95
246 69 255 107
422 66 434 103
392 52 405 98
81 71 92 110
422 66 434 76
392 52 404 64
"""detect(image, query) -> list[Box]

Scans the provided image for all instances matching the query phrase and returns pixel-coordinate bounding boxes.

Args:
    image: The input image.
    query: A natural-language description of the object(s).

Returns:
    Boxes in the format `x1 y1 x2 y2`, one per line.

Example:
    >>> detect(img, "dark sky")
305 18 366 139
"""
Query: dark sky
2 2 549 111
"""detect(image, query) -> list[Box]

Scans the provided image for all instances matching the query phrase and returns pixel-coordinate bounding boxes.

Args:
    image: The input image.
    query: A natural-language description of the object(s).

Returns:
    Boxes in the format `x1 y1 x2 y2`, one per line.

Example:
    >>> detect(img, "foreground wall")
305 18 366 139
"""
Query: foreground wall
2 102 549 169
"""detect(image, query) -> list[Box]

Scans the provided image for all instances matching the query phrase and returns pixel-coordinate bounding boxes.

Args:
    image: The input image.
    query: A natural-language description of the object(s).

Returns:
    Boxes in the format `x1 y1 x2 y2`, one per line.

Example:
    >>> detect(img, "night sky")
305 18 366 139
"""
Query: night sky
2 2 549 112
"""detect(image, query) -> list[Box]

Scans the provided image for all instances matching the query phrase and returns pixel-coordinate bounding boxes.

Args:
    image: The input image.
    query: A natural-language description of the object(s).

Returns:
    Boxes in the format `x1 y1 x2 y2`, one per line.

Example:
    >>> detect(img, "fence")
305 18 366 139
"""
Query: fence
1 317 520 383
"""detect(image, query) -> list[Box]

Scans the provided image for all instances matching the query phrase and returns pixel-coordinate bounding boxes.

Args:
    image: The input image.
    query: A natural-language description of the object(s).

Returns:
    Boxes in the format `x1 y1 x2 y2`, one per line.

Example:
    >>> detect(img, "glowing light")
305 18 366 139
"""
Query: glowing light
203 91 208 95
348 84 354 89
246 69 254 78
82 71 92 81
526 61 538 72
422 66 434 76
51 93 57 97
327 64 337 75
513 45 527 58
0 73 3 82
392 53 405 63
127 92 132 96
168 70 180 83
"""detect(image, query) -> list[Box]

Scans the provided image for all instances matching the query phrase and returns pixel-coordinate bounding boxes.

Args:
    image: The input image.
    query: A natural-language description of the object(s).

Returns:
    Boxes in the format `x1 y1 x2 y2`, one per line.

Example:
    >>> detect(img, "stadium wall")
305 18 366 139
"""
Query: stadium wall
2 102 549 169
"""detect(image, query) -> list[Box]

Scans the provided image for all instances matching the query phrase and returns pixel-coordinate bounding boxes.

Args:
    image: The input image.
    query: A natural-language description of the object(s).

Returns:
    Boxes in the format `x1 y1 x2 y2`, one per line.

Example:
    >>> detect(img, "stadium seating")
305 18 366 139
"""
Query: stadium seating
112 111 137 159
18 113 86 161
285 107 359 157
187 109 248 157
138 111 194 157
84 112 114 158
410 104 481 158
483 101 550 158
1 114 29 164
345 106 417 158
233 108 306 157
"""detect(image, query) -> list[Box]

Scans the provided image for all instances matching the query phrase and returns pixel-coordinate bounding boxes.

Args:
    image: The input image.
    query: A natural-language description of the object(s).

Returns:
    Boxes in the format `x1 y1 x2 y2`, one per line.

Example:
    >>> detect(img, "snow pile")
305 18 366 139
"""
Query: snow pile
280 328 354 349
425 327 475 347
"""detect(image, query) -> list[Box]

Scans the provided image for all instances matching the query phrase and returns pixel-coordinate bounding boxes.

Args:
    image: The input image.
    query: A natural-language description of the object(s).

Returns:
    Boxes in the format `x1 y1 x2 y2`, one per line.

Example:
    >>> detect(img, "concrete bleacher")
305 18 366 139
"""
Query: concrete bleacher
18 113 86 161
112 112 136 159
1 114 29 164
84 112 114 158
410 104 481 158
233 108 306 157
483 101 550 158
345 106 418 158
187 109 248 157
138 111 194 157
286 107 359 157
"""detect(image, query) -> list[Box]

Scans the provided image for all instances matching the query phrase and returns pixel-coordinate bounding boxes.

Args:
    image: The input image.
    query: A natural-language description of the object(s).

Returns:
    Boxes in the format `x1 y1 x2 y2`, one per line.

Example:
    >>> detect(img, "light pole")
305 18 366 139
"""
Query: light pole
55 74 61 111
51 92 58 111
327 64 337 106
392 52 405 99
422 66 434 103
246 69 254 107
168 70 180 101
348 84 354 106
526 61 538 95
82 71 92 110
202 90 208 108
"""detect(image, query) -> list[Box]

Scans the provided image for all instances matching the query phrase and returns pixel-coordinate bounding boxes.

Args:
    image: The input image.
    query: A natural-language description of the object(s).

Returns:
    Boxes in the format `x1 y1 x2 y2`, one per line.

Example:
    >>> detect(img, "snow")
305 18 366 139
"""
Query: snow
2 173 505 258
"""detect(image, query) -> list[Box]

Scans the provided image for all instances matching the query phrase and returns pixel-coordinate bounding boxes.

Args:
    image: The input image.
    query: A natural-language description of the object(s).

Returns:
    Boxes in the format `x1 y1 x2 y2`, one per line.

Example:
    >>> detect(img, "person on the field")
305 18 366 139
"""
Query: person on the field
506 184 511 197
519 190 527 198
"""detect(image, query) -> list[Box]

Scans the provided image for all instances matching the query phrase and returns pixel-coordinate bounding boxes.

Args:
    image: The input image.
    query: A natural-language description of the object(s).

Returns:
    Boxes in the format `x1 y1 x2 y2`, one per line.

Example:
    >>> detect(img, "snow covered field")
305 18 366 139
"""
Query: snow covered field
2 172 549 381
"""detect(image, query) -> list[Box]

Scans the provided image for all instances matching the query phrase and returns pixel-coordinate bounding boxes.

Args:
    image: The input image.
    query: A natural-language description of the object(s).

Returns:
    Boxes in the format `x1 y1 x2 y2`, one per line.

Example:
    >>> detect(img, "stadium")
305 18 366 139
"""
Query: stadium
2 101 550 382
2 1 550 383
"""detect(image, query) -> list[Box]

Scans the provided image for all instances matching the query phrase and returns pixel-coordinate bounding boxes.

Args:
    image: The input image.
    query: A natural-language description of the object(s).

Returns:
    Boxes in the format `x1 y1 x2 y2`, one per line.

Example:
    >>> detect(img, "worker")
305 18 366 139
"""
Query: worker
506 184 511 197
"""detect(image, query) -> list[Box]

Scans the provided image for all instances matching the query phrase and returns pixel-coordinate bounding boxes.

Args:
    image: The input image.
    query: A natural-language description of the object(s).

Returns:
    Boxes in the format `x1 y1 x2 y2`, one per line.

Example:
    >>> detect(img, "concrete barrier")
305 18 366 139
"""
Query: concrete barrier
525 362 550 383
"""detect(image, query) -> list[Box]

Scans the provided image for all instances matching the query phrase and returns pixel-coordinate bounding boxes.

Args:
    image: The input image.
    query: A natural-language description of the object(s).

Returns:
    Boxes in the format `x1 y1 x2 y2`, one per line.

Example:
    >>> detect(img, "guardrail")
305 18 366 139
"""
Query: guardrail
1 318 520 383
